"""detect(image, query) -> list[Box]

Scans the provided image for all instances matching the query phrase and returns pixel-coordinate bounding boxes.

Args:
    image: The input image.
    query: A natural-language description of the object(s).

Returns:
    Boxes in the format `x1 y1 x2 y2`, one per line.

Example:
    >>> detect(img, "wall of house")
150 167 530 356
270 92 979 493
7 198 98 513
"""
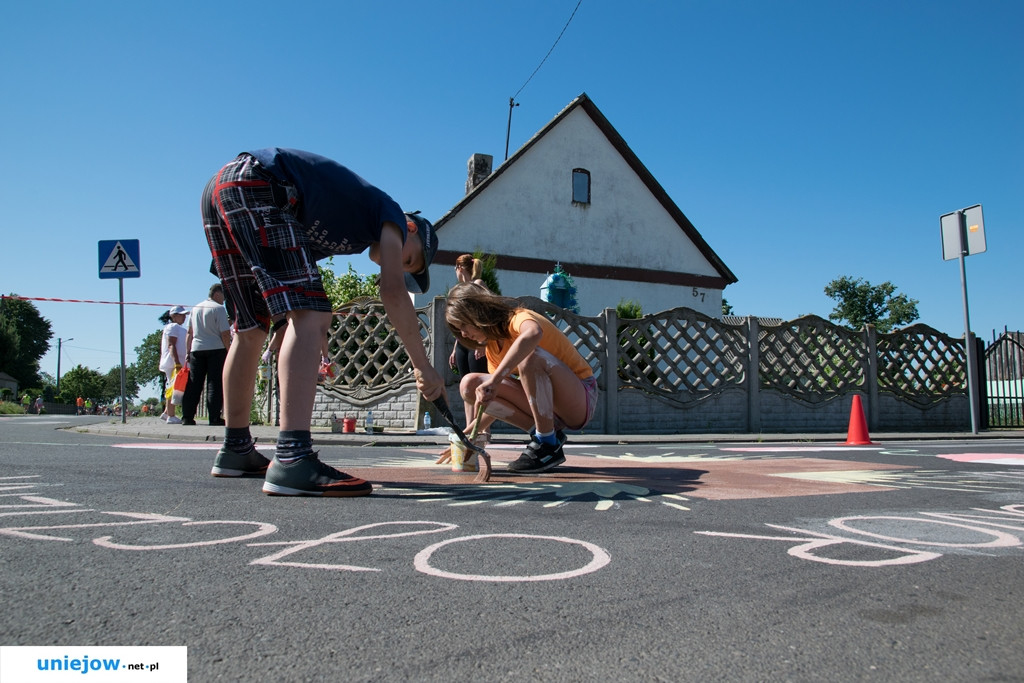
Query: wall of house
421 107 726 319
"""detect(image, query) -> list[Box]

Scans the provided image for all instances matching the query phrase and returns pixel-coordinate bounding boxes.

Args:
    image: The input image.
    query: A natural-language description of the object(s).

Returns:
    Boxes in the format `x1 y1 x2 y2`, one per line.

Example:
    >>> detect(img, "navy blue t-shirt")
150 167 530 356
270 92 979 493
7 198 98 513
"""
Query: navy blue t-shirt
248 148 408 258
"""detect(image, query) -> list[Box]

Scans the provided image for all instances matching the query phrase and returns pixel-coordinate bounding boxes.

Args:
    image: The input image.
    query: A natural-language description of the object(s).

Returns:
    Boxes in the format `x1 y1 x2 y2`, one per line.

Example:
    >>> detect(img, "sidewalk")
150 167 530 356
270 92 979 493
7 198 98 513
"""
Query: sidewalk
71 416 1022 446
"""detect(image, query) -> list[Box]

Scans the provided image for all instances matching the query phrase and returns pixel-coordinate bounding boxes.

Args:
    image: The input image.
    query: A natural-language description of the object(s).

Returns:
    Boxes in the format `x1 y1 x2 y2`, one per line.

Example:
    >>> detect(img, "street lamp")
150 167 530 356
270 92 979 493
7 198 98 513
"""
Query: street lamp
56 337 73 395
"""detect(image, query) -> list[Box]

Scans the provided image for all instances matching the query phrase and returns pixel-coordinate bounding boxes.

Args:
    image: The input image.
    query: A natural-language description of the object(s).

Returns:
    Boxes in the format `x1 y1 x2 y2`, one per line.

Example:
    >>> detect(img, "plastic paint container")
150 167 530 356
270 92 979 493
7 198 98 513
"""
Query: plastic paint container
448 432 478 472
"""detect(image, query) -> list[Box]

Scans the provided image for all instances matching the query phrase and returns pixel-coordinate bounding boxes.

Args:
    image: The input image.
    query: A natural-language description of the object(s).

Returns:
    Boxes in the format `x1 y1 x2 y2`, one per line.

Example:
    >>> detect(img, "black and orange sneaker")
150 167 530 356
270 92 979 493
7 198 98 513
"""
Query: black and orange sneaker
262 454 373 497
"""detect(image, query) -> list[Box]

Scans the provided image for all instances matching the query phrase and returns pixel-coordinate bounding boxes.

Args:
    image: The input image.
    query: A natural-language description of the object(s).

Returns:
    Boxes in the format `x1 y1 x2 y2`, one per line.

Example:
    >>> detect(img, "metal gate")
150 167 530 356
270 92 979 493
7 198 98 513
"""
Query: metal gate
983 330 1024 428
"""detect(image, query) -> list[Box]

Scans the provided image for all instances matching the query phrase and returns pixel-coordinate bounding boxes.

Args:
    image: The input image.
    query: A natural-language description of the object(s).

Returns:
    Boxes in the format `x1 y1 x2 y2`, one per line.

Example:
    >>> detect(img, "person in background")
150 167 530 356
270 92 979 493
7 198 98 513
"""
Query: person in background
181 283 232 426
448 254 489 377
159 306 188 424
445 254 490 449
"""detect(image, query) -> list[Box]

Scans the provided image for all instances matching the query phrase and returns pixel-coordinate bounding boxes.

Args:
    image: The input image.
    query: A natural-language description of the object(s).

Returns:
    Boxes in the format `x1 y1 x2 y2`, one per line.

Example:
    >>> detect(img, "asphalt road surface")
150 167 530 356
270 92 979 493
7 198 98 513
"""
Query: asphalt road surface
2 415 1023 682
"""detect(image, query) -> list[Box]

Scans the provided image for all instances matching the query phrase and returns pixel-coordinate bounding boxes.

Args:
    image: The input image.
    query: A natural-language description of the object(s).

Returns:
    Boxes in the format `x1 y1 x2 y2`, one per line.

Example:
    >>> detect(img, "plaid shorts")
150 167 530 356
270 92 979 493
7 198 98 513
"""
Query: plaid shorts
201 154 331 332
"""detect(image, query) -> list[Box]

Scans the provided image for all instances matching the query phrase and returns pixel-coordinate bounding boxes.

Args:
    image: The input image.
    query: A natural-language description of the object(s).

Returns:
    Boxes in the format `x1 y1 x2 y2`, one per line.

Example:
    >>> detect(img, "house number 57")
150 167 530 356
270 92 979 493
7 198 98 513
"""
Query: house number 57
691 288 705 302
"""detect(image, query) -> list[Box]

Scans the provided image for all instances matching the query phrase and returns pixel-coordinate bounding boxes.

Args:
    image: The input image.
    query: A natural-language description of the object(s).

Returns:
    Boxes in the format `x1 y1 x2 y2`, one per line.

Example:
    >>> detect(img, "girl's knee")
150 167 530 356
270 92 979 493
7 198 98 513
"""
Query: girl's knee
459 372 486 400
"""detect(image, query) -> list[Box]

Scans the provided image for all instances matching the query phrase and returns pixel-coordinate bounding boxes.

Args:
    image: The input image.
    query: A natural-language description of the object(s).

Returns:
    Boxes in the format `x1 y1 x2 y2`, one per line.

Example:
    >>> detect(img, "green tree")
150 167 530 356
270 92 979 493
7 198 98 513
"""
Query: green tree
722 298 734 316
320 259 379 308
616 299 656 383
130 329 164 388
0 316 23 382
473 251 502 295
57 365 107 403
824 276 919 333
102 366 140 403
617 299 643 320
0 295 53 389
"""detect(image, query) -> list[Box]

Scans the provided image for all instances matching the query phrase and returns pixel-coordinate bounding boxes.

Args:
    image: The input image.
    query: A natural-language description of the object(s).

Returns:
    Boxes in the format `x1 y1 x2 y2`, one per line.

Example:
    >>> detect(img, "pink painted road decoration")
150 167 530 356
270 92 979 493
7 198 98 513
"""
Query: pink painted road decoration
937 453 1024 466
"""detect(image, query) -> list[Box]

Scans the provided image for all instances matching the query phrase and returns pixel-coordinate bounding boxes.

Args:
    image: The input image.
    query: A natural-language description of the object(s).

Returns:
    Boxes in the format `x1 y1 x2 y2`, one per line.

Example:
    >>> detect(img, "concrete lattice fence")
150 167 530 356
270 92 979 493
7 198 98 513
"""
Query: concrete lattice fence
275 296 971 434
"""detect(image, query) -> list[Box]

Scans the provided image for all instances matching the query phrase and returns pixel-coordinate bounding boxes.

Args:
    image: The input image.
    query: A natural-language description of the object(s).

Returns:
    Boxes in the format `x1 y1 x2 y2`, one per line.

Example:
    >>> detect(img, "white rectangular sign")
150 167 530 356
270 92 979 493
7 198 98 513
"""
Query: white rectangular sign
940 204 986 261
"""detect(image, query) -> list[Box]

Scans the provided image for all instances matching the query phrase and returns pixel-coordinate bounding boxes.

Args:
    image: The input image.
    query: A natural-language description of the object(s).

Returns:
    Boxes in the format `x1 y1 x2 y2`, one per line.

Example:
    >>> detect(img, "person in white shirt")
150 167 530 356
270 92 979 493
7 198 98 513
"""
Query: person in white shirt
181 283 232 426
159 306 188 423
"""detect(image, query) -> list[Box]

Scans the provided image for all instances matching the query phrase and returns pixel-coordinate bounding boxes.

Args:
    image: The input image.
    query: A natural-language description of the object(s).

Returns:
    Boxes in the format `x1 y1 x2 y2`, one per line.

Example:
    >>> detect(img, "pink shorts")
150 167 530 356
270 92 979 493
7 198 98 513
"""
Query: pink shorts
558 375 599 431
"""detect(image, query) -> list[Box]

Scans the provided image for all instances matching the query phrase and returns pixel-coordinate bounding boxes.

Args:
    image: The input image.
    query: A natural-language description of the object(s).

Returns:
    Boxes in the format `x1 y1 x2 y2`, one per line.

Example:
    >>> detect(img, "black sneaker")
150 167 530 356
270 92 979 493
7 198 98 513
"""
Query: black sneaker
211 446 271 477
262 454 373 497
181 418 197 426
507 440 565 474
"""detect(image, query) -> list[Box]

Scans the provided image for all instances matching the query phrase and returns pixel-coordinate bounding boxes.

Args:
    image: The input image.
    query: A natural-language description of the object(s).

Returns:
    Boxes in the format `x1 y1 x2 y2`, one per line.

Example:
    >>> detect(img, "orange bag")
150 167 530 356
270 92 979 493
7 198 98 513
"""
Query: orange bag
170 366 189 404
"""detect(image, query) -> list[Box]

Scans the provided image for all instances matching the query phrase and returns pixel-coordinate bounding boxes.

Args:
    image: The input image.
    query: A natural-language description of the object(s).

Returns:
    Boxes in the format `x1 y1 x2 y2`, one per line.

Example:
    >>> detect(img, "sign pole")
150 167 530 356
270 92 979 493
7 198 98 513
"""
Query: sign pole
98 239 140 424
941 205 986 434
119 278 127 424
956 211 978 434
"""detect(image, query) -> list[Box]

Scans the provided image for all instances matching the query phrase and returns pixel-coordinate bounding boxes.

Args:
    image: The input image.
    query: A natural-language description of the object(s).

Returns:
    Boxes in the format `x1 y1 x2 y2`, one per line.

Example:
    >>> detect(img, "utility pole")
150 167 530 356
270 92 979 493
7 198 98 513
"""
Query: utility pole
56 337 73 395
504 97 519 161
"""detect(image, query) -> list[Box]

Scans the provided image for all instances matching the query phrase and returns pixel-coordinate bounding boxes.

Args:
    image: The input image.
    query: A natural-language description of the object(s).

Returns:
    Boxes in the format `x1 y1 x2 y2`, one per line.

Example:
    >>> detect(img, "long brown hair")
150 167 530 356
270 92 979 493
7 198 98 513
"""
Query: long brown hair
455 254 483 281
444 282 516 350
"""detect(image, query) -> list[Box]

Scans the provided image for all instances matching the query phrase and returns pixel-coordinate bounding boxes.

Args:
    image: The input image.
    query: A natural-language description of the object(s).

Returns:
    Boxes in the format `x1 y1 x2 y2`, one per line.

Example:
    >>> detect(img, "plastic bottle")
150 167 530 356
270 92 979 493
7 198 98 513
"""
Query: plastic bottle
365 410 373 433
423 412 431 430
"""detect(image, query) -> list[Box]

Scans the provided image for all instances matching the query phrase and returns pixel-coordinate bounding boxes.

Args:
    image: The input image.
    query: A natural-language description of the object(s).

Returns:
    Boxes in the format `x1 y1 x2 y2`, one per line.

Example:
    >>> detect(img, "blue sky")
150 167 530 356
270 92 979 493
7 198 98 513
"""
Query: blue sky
2 1 1021 398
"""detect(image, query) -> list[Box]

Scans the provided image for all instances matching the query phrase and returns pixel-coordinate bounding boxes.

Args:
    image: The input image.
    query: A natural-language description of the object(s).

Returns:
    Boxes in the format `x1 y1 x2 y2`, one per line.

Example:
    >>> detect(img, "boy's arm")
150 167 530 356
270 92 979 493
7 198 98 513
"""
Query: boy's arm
377 222 443 400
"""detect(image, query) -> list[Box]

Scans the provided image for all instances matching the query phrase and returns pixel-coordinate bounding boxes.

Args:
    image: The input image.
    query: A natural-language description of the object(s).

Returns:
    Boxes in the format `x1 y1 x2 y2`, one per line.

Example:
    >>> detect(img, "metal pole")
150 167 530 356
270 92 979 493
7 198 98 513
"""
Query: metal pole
957 210 978 434
504 97 519 161
119 279 127 424
55 337 72 395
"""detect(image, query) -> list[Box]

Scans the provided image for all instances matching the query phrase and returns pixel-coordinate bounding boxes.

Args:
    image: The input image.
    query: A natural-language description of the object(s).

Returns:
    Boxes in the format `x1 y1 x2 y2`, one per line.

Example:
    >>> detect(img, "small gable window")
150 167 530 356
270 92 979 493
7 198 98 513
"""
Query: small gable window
572 168 591 205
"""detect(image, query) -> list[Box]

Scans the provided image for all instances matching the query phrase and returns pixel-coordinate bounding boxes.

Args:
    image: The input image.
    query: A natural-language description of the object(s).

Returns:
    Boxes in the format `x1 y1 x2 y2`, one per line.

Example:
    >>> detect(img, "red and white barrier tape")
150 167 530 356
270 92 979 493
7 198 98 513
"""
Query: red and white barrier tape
1 295 187 308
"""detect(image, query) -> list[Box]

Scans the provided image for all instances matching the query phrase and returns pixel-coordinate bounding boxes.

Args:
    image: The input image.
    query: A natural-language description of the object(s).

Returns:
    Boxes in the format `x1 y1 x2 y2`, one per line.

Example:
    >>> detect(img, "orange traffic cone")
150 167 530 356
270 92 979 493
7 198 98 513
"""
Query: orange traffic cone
842 394 878 445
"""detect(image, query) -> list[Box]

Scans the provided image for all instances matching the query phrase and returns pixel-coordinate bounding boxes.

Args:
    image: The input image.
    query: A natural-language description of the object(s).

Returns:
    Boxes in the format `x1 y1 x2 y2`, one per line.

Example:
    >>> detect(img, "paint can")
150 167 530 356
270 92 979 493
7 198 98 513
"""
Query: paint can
342 417 356 433
449 432 477 472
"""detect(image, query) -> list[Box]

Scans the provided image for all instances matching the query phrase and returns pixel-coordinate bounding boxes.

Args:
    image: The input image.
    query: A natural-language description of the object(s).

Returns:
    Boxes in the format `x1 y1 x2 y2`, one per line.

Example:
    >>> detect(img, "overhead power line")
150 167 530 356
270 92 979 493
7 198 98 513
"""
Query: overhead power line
511 0 583 102
505 0 583 159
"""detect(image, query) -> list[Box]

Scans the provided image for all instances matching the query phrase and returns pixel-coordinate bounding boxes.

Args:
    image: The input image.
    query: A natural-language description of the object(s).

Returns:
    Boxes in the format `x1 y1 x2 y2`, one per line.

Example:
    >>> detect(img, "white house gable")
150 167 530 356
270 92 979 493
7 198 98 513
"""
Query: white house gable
424 93 736 317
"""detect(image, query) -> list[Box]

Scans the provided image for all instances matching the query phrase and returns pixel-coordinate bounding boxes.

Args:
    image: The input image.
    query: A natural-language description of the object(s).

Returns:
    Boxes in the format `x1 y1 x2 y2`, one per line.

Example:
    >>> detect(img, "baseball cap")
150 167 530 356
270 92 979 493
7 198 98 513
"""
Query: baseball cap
169 305 187 315
403 212 437 294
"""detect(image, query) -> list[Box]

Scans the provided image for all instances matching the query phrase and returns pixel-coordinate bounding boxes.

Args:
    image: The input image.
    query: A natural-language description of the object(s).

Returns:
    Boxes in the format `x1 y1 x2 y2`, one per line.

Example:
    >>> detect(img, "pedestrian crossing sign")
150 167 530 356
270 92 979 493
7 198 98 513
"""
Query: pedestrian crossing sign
98 239 141 279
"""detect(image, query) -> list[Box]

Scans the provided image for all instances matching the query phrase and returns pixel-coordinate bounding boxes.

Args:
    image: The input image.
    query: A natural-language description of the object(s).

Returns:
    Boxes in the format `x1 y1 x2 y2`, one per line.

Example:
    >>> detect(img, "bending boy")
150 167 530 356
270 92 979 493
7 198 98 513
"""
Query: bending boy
202 148 444 496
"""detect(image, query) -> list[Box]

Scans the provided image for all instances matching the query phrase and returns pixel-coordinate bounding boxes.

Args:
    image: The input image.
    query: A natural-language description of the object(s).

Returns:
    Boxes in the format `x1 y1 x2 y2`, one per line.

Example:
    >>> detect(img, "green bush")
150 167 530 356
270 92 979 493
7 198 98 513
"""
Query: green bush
0 401 26 415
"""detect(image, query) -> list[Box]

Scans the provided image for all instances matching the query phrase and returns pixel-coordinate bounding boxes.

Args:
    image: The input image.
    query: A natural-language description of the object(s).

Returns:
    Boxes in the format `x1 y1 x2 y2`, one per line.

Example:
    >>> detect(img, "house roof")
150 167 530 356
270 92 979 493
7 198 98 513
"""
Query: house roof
434 92 737 285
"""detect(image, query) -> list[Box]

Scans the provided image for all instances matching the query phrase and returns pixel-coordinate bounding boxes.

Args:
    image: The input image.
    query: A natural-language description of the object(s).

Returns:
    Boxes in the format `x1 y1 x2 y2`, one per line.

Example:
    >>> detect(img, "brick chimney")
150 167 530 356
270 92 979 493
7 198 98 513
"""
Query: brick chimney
466 153 493 194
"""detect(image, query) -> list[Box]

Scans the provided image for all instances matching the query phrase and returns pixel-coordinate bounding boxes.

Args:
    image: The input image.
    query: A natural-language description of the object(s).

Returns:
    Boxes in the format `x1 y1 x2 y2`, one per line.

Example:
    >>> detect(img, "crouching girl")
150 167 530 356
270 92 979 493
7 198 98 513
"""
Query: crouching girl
444 282 598 473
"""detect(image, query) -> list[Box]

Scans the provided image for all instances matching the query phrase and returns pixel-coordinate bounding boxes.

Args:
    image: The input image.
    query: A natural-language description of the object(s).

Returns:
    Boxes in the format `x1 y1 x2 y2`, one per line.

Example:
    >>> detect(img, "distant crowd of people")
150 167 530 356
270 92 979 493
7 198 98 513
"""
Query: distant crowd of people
14 393 145 417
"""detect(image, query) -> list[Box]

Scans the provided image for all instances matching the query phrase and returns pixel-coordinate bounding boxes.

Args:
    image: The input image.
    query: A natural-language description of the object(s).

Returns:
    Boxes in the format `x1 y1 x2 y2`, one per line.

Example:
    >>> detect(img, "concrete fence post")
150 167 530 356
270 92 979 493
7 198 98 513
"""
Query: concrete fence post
423 296 450 428
603 307 619 434
864 324 879 430
746 316 761 432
